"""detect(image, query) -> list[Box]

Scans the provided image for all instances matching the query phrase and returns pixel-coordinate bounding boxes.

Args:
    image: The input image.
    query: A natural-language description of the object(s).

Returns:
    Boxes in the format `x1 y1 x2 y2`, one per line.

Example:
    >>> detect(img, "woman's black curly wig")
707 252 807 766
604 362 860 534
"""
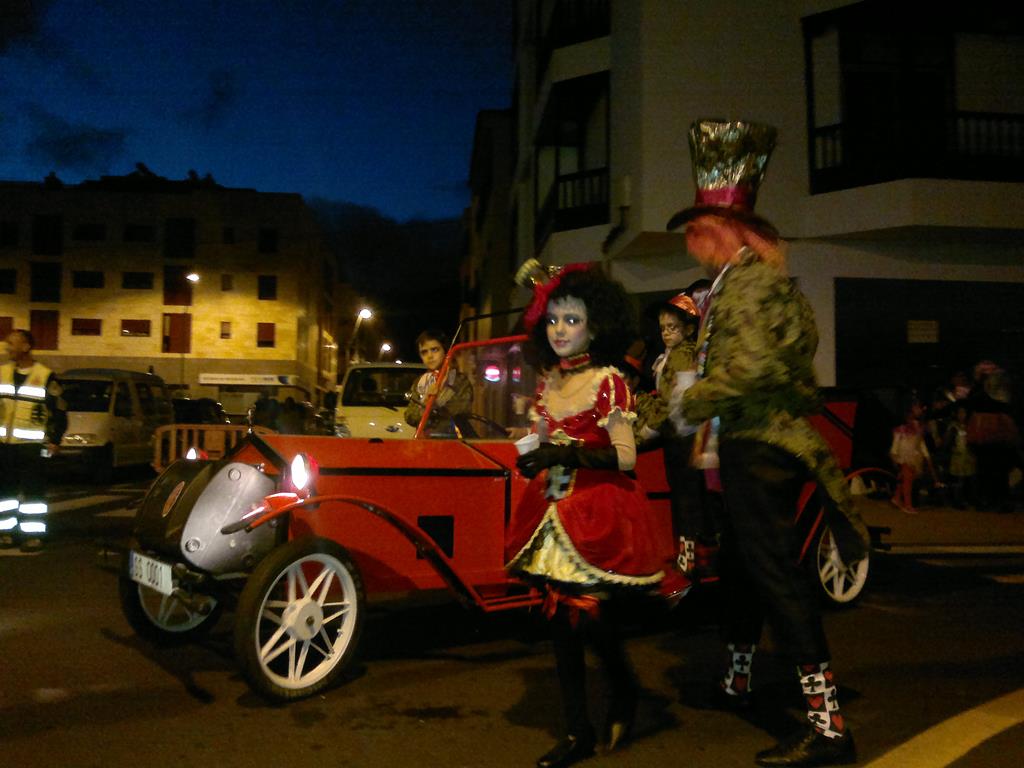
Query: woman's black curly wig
525 266 637 371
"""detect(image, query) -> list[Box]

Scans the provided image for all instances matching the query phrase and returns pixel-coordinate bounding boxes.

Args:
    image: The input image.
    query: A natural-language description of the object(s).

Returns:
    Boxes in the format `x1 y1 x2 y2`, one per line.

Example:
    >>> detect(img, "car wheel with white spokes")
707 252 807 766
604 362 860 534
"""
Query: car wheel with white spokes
809 525 870 606
118 564 221 645
234 538 364 701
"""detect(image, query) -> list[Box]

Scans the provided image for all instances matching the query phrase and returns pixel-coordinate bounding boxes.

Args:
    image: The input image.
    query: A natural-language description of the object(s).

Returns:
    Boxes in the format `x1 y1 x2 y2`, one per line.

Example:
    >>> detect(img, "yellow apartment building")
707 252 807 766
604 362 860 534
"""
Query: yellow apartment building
0 166 339 414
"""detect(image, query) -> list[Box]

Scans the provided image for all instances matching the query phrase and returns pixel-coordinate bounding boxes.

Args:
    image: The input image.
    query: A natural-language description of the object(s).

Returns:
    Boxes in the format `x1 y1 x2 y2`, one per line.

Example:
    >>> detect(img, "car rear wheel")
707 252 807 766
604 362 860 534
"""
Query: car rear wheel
234 538 364 701
808 525 870 606
118 561 221 645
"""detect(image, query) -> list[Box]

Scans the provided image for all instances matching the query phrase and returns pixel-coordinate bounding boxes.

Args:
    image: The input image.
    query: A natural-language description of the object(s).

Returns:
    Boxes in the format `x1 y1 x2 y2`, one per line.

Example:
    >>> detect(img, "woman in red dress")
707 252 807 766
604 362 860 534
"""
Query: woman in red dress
506 261 678 768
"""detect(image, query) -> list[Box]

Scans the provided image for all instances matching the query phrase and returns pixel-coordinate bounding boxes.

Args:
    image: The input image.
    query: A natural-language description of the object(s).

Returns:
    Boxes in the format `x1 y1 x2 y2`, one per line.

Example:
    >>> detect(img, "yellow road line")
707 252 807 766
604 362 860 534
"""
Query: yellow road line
863 688 1024 767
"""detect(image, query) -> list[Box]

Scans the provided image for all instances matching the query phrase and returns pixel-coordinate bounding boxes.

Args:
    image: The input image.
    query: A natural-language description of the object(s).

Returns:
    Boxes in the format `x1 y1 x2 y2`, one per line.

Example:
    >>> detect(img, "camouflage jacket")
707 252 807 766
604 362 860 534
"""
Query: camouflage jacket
635 342 695 437
681 249 868 559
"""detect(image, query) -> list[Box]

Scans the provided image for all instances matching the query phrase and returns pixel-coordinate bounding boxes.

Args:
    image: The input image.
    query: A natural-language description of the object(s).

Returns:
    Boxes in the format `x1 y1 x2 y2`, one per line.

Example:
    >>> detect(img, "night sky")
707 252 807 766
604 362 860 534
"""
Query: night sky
0 0 514 222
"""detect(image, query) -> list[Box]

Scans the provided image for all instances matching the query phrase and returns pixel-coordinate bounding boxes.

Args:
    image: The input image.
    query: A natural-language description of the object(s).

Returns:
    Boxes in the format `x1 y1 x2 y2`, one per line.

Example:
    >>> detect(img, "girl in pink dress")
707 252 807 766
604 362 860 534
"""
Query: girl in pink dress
505 261 678 768
890 400 934 514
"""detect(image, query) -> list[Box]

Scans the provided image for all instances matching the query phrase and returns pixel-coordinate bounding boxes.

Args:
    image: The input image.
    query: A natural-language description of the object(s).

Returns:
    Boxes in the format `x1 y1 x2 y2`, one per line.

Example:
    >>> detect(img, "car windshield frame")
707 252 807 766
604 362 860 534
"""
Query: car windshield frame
415 335 535 441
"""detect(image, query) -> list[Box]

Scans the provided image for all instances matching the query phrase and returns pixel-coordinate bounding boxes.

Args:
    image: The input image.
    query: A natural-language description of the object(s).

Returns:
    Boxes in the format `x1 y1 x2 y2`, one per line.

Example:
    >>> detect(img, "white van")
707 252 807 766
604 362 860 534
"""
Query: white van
334 362 426 438
59 369 174 480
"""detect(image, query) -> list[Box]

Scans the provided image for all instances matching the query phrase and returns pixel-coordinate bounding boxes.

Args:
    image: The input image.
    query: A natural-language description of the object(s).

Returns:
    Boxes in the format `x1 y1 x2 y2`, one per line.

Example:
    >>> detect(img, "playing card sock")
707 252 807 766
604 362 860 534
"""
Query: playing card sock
721 642 755 696
799 661 846 738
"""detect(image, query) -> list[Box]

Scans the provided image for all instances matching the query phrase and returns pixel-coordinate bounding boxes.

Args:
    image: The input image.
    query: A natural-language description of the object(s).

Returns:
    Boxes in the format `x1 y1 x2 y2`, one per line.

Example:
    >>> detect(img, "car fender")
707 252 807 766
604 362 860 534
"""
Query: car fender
282 494 484 609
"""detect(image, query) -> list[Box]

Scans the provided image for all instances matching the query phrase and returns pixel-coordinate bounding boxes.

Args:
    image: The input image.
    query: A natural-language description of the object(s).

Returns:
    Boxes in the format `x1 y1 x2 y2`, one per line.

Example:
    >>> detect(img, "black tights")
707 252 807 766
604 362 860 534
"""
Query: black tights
549 600 636 737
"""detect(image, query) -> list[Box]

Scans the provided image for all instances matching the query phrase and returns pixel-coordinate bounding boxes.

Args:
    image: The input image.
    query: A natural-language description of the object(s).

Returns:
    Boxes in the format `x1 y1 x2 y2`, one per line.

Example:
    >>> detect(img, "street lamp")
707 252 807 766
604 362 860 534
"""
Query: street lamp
379 342 392 360
347 307 373 365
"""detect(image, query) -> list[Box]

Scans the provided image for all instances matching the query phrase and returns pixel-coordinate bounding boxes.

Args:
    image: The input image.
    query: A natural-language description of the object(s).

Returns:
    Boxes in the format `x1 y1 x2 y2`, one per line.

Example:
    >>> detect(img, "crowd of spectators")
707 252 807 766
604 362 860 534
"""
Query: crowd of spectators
896 361 1021 513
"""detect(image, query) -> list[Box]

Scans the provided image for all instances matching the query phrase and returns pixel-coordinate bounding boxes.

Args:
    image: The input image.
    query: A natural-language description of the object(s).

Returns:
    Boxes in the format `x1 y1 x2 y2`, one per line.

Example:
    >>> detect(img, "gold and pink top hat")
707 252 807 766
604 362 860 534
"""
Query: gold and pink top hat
666 119 778 234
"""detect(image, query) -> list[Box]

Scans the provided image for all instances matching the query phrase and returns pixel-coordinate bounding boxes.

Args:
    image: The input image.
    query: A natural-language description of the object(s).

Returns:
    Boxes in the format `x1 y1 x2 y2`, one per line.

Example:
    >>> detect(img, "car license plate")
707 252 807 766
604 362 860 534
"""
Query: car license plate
129 550 174 596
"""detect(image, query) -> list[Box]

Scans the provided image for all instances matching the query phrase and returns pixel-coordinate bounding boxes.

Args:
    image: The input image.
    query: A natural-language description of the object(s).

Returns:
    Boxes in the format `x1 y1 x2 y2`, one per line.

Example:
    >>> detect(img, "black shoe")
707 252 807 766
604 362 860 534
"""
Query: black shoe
692 682 752 712
536 734 596 768
755 726 856 767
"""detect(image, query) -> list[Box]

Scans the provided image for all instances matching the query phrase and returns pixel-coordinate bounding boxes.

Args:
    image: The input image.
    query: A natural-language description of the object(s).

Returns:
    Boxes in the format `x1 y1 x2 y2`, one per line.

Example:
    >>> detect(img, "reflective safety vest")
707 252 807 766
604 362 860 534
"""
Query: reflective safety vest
0 362 53 444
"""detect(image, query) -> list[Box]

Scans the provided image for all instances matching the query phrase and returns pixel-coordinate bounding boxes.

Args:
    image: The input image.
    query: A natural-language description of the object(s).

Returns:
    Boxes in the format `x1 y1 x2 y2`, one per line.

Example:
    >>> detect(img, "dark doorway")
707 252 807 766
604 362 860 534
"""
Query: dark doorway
835 278 1024 403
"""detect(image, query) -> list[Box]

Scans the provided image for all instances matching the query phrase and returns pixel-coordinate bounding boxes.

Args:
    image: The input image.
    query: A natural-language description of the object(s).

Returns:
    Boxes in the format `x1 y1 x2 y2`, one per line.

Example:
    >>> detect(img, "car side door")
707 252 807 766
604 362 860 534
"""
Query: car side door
111 381 142 465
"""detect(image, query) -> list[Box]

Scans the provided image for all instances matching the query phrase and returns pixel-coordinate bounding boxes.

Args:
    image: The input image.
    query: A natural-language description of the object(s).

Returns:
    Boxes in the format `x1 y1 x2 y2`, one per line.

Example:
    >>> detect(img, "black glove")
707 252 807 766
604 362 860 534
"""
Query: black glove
516 444 619 478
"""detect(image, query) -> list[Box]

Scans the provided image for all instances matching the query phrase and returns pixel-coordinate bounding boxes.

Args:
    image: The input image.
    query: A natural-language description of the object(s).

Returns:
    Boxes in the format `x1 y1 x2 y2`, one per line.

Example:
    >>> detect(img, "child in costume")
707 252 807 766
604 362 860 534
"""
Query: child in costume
944 404 976 509
634 290 716 574
889 400 934 514
505 259 678 768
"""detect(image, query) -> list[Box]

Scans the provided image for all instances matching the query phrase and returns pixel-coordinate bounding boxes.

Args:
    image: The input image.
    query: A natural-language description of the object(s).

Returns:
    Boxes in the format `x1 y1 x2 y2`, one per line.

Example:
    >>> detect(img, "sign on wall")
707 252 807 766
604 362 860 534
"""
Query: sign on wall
198 373 299 386
906 320 940 344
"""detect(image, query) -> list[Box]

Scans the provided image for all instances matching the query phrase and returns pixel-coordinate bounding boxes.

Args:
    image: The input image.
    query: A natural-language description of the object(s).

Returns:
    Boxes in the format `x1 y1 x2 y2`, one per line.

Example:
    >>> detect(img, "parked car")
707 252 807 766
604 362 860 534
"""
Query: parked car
120 336 878 702
333 362 427 438
58 369 174 481
172 397 231 425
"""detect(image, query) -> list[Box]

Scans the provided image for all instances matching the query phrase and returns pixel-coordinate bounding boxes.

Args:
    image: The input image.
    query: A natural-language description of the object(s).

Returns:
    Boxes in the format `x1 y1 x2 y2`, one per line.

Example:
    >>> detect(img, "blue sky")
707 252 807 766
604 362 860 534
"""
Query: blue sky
0 0 513 221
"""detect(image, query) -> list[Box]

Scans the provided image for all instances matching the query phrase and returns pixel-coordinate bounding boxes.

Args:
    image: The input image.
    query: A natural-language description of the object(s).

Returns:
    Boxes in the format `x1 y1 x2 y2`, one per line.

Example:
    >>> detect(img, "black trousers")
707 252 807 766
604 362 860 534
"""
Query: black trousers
717 439 829 664
663 432 716 542
0 443 47 501
550 600 636 737
0 443 48 540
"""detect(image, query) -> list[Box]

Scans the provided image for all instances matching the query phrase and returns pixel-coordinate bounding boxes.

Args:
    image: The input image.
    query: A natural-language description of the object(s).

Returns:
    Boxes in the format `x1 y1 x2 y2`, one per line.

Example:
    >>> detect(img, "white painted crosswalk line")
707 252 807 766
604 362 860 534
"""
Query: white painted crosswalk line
862 688 1024 767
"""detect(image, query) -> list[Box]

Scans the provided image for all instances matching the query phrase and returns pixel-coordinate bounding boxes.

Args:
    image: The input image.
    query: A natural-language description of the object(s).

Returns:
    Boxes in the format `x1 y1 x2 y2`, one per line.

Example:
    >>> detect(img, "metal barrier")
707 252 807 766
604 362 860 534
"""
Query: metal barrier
153 424 276 473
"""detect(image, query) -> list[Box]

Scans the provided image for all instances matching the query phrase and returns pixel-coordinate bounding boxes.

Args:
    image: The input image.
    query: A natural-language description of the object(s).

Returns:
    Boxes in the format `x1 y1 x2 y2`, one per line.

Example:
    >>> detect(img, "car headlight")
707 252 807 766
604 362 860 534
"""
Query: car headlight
64 433 99 445
286 453 319 498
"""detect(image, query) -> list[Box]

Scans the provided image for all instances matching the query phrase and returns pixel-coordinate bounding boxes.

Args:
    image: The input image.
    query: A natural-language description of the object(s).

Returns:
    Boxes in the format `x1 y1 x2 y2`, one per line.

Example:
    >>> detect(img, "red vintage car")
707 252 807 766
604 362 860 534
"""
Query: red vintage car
119 335 880 702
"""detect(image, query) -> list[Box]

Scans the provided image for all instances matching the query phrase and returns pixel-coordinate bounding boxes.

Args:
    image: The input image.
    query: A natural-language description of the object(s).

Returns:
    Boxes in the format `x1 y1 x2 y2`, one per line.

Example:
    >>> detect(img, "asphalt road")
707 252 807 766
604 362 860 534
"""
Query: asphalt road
1 474 1022 768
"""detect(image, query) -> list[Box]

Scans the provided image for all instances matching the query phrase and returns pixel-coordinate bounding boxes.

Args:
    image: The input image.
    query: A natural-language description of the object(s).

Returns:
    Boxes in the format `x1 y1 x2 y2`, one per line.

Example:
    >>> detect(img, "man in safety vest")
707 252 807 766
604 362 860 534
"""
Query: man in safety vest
0 329 67 552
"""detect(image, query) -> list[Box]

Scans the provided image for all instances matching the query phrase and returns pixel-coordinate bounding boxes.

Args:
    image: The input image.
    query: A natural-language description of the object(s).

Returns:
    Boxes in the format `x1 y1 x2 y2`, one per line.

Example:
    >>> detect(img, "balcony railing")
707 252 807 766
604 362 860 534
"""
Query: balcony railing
536 0 610 87
810 111 1024 193
535 167 609 248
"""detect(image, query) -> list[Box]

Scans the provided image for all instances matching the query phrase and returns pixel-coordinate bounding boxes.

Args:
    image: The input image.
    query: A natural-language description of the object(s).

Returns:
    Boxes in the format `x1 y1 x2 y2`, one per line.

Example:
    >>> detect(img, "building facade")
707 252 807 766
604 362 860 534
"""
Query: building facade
506 0 1024 395
0 166 339 414
463 109 516 341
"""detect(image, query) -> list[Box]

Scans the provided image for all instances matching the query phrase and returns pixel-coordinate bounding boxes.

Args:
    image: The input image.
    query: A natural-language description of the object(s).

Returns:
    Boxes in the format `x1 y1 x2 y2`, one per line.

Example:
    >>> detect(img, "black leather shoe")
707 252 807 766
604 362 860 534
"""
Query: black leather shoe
536 734 596 768
755 726 856 767
691 682 752 712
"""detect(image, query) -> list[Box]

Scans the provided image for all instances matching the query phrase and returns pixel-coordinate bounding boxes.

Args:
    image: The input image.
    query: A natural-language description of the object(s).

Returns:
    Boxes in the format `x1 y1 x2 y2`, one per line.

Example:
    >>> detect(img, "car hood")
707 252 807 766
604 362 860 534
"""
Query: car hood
338 405 416 439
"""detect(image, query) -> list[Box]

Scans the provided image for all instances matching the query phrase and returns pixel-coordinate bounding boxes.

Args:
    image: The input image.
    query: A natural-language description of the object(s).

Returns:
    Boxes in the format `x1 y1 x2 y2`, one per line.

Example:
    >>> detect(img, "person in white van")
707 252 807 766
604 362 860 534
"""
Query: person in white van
0 329 67 552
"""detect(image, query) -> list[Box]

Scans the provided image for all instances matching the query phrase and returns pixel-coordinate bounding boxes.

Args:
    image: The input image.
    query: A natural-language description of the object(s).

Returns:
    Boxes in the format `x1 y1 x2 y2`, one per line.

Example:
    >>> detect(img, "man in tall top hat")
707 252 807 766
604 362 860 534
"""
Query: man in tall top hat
671 119 868 767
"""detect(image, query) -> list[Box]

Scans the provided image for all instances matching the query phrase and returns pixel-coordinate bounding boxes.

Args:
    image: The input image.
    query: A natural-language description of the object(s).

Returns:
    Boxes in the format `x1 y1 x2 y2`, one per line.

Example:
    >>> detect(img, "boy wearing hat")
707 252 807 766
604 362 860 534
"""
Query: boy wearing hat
672 119 868 767
635 291 715 575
